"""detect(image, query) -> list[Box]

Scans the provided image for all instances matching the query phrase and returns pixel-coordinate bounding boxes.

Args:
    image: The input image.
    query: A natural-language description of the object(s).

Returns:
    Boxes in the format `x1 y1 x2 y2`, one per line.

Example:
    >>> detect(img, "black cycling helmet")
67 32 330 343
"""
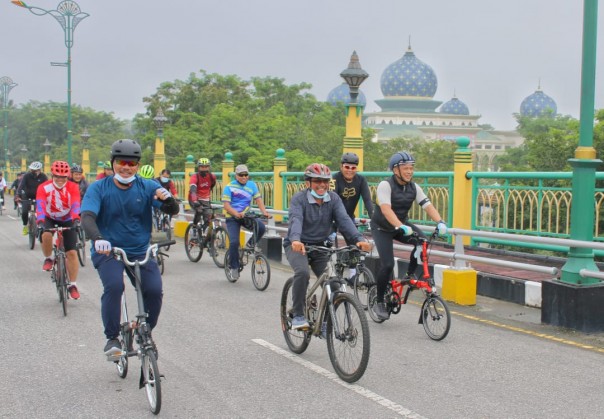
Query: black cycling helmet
341 152 359 165
110 139 141 161
388 151 415 170
71 164 83 173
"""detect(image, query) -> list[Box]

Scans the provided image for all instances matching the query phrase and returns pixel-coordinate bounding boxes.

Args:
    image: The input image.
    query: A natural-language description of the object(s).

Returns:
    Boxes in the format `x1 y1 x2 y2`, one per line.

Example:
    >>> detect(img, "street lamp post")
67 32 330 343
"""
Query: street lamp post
0 76 18 166
153 108 168 175
80 127 90 174
12 1 90 165
43 138 52 174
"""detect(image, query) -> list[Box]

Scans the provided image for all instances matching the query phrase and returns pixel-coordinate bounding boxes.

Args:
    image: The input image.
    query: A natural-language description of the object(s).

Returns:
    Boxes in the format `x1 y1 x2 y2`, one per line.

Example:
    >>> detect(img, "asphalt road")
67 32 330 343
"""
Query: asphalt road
1 208 603 418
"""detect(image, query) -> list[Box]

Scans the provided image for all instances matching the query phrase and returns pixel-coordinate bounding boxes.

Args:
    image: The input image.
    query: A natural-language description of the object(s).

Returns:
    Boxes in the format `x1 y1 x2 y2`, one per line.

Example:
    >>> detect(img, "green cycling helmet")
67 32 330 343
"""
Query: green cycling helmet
103 161 112 169
139 164 155 179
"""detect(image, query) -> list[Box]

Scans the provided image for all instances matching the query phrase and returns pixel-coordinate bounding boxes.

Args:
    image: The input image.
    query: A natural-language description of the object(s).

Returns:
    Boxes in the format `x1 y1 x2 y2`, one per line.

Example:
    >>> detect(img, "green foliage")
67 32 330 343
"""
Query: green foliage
364 137 456 172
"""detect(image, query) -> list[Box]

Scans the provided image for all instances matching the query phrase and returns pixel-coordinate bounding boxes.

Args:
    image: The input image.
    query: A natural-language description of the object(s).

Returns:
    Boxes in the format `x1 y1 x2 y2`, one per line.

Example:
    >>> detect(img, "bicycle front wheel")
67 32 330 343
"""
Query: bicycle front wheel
142 348 162 414
184 224 203 262
76 227 86 267
353 267 375 310
161 217 172 251
326 293 370 383
280 277 311 354
210 226 228 268
251 254 271 291
421 295 451 341
56 256 68 317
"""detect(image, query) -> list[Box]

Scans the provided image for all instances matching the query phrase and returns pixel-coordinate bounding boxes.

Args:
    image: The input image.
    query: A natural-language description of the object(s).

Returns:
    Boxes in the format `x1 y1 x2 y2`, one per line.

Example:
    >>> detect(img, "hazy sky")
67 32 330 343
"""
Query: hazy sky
2 0 603 131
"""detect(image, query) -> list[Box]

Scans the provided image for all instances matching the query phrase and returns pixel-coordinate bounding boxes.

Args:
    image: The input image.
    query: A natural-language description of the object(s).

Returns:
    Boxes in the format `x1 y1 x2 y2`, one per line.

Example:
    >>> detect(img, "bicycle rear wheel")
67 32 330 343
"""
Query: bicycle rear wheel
184 224 203 262
116 332 130 379
251 254 271 291
366 285 385 324
161 217 172 251
142 348 162 414
76 227 86 267
28 216 36 250
17 203 22 217
223 252 240 283
326 293 370 383
280 277 311 354
421 295 451 341
210 226 227 268
353 266 375 309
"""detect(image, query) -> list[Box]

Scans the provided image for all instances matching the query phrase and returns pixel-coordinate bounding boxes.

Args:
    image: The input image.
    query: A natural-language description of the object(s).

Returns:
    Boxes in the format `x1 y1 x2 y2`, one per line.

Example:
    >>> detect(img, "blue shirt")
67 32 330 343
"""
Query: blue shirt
221 179 260 215
81 176 162 256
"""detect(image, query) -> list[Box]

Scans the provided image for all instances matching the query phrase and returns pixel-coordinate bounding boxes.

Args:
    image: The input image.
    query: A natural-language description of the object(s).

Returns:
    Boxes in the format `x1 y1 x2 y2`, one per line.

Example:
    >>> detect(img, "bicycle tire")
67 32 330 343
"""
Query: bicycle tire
28 215 36 250
353 266 375 310
116 334 129 379
421 294 451 341
223 252 239 283
56 255 68 317
366 286 386 324
251 254 271 291
157 253 165 275
142 348 162 414
17 204 22 218
184 223 203 262
161 217 172 251
76 227 86 267
280 277 311 354
210 226 227 268
326 292 370 383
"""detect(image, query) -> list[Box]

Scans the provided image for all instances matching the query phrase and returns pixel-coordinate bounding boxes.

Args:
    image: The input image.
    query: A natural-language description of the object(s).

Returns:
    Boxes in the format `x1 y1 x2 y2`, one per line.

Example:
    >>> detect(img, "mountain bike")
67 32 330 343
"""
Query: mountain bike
152 207 172 251
224 212 271 291
280 244 370 383
367 230 451 341
74 220 86 267
184 207 228 268
333 245 375 310
111 240 174 415
47 225 74 317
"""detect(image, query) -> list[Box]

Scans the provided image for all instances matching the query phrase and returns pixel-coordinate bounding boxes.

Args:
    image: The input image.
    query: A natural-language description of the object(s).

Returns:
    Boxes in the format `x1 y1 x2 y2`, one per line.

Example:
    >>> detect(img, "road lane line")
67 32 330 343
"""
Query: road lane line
252 338 427 419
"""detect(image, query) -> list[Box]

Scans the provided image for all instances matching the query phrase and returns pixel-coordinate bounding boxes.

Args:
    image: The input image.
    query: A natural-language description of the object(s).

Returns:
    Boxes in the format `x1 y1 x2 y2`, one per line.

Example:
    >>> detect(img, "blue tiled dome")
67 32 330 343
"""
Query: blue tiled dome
440 96 470 115
380 47 438 98
327 83 367 107
520 87 557 117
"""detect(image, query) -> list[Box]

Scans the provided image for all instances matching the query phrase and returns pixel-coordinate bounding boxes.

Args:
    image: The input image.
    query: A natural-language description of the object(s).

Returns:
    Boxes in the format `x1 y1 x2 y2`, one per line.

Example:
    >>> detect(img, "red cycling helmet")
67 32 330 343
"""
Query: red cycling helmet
304 163 332 180
51 160 71 177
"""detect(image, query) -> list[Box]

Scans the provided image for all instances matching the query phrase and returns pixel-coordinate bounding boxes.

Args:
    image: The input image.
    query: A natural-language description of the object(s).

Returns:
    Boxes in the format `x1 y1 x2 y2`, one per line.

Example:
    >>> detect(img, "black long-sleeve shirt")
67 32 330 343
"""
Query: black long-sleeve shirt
332 172 374 220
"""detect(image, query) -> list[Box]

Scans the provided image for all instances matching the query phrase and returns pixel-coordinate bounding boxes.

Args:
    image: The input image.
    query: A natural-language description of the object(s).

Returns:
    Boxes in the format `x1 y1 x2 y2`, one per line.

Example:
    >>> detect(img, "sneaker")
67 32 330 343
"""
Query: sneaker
104 338 121 357
292 316 310 330
22 226 28 235
230 268 240 280
42 258 54 271
254 245 261 254
68 285 80 300
373 302 390 320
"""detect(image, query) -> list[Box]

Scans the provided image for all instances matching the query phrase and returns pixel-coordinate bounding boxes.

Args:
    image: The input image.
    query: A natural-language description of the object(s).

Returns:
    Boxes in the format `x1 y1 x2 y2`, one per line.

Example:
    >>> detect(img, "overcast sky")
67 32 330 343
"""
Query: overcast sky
1 0 603 131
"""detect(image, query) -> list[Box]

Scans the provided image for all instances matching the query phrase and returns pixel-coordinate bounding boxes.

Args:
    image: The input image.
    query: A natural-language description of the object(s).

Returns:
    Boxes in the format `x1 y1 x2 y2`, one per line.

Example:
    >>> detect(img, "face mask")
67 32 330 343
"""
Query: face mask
310 189 327 199
199 171 208 177
114 173 136 185
160 176 169 183
53 180 65 190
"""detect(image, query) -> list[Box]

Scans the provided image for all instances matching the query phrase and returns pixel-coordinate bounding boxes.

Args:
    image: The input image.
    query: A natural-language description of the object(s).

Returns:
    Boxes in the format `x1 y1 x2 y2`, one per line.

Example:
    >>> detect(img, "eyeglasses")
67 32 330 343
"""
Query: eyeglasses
237 173 249 177
114 159 139 167
343 164 357 170
312 179 330 184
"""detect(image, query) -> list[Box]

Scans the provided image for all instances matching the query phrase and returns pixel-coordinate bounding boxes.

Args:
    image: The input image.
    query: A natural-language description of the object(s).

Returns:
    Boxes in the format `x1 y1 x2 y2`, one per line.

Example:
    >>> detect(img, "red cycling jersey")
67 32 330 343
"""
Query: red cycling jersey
36 180 81 223
189 172 216 202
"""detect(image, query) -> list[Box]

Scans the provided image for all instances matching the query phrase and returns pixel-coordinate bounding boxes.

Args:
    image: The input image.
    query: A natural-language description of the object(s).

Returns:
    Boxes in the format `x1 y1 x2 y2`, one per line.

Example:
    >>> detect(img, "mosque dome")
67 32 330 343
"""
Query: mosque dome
439 95 470 115
380 46 438 98
520 86 557 117
326 83 367 107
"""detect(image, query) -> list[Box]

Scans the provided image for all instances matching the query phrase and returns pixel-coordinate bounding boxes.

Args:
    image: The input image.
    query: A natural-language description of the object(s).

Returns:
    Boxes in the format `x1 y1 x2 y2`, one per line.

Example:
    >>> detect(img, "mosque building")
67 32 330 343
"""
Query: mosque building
327 44 558 171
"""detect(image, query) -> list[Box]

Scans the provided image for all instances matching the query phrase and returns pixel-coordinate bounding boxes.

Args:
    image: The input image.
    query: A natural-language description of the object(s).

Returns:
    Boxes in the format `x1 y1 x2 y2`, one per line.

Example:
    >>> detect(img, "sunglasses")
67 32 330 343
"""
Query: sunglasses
237 173 249 177
343 164 357 170
114 159 139 167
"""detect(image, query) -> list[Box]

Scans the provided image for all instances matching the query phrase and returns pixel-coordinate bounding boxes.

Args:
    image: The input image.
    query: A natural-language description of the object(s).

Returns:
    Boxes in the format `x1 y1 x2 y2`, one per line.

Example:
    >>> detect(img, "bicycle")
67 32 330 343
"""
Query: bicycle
152 207 172 251
367 229 451 341
184 207 228 268
47 225 74 317
223 212 271 291
24 200 38 250
111 240 174 415
151 232 170 275
0 194 3 216
334 245 376 310
280 244 370 383
17 201 22 217
74 220 86 267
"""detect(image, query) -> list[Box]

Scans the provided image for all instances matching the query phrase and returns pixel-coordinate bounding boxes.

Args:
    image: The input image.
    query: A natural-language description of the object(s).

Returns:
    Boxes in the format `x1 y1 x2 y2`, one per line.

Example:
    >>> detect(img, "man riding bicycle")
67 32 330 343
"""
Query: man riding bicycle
188 158 217 245
284 163 371 330
37 161 82 299
222 164 271 280
370 151 448 321
81 139 180 356
17 162 48 235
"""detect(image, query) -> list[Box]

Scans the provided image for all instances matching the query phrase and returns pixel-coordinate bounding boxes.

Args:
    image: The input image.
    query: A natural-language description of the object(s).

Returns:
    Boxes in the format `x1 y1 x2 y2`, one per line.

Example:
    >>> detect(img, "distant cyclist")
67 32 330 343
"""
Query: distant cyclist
37 161 82 299
139 164 155 180
10 172 24 210
17 162 48 235
188 158 217 244
69 164 89 199
95 161 113 180
155 169 178 198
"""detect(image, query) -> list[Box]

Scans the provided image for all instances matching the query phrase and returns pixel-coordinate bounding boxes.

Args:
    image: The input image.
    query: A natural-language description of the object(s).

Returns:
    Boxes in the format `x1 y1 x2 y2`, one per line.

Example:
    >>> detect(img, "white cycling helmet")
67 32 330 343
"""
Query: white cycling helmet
29 161 43 170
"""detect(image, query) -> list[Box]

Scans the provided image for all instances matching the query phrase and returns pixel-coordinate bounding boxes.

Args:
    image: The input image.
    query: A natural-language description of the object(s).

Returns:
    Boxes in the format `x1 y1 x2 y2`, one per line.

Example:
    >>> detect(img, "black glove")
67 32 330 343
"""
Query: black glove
192 201 201 209
160 197 180 216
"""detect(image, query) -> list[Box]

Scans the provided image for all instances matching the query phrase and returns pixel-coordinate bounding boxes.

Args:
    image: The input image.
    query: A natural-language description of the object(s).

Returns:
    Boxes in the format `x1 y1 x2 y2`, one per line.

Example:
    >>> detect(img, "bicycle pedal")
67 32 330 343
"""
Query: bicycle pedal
106 351 124 361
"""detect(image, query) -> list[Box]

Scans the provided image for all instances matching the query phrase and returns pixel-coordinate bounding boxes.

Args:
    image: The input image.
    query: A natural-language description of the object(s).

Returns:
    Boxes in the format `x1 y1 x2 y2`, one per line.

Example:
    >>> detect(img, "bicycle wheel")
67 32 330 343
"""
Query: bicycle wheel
161 217 172 251
17 204 22 217
353 266 375 310
366 285 385 324
280 277 311 354
157 253 165 275
210 226 228 268
223 252 239 283
76 227 86 267
116 332 130 379
56 256 68 317
184 224 203 262
142 348 162 414
421 295 451 341
326 292 370 383
251 254 271 291
28 216 36 250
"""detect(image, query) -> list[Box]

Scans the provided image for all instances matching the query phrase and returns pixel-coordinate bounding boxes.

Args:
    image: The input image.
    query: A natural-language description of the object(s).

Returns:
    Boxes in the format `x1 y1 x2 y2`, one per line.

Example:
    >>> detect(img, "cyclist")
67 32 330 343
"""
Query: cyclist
222 164 271 280
95 161 113 180
0 172 6 210
284 163 371 330
139 164 155 180
188 158 217 245
81 139 180 356
69 164 89 199
10 172 24 210
17 162 48 235
156 169 178 198
37 161 82 299
370 151 448 321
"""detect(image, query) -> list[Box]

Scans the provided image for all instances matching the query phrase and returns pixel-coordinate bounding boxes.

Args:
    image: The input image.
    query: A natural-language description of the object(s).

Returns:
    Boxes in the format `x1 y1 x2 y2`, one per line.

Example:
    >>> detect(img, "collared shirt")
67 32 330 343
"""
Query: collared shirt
221 179 260 216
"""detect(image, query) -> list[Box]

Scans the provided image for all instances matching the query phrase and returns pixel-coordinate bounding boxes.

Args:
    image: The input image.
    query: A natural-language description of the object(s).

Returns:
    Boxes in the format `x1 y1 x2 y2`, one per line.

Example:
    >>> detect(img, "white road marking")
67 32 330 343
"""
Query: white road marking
252 338 427 419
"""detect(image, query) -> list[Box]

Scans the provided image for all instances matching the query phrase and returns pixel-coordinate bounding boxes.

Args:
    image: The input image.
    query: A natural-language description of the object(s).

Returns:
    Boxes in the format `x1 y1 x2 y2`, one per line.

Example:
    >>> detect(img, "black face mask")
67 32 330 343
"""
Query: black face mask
199 170 208 177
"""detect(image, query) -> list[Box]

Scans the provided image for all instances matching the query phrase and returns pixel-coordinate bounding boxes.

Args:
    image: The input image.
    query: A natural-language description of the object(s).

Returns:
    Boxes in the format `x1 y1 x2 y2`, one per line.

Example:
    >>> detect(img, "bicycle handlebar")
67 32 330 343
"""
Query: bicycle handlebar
305 244 369 256
113 240 176 266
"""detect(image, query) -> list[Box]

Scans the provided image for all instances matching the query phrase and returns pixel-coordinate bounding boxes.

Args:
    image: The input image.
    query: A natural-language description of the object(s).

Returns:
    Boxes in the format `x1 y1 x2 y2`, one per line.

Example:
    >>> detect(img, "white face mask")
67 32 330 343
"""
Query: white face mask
160 176 169 183
52 180 65 190
310 189 327 199
114 173 136 185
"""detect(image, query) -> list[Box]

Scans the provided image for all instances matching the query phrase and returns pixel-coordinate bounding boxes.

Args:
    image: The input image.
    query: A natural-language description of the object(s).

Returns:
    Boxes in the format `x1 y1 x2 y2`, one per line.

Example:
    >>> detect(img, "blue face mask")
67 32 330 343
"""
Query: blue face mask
310 189 327 199
114 173 136 185
160 176 169 183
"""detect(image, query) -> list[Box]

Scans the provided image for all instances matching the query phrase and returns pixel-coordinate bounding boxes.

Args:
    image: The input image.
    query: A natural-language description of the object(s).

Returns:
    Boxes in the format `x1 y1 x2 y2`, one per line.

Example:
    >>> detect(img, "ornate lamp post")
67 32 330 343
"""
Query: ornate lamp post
43 138 52 174
20 144 28 172
80 127 90 174
0 76 18 166
6 150 11 173
340 51 369 171
12 1 90 165
153 108 168 175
